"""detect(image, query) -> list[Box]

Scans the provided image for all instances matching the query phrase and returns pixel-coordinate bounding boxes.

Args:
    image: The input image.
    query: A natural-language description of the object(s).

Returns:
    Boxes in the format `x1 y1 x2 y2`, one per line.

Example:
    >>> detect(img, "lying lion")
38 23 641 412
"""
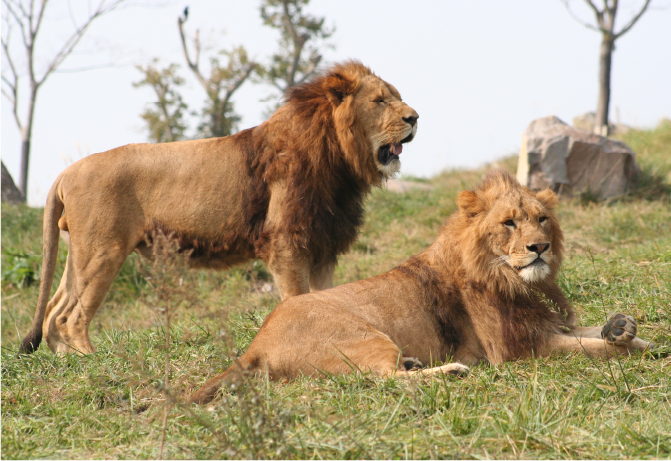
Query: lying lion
21 61 419 355
191 171 651 404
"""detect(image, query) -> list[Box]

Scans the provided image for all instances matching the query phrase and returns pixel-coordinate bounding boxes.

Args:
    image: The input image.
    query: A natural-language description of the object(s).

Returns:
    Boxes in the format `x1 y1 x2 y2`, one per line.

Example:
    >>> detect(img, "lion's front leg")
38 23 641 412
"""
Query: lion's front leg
264 236 310 299
572 312 651 352
268 261 310 300
309 261 335 292
546 312 651 358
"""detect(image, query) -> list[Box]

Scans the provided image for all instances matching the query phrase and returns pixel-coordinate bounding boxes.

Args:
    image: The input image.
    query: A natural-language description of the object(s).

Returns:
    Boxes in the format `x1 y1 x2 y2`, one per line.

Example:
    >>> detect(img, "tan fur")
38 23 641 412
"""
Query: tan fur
191 171 651 404
20 61 419 355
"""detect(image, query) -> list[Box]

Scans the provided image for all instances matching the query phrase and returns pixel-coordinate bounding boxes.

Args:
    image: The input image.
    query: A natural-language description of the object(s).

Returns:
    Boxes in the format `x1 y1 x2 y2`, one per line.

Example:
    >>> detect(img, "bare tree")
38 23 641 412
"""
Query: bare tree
562 0 652 135
259 0 334 110
178 11 256 138
1 0 128 203
133 60 189 143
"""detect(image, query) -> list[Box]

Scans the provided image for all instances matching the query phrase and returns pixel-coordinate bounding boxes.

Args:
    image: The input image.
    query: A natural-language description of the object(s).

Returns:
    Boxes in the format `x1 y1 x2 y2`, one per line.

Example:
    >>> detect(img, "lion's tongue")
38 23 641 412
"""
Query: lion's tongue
391 143 403 155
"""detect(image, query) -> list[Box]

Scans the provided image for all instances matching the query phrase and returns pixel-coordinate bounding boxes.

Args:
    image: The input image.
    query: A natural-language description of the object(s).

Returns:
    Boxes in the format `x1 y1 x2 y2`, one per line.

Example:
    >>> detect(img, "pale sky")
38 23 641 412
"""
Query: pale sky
2 0 670 206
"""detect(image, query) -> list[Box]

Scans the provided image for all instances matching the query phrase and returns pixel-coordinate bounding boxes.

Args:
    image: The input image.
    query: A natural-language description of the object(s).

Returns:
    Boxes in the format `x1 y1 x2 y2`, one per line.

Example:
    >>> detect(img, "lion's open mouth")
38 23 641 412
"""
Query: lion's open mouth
378 143 403 166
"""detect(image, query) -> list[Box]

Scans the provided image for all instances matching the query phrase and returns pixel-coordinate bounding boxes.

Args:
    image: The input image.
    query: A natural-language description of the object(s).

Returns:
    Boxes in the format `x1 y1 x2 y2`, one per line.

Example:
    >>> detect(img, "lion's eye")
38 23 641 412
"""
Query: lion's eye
504 220 515 228
374 97 385 104
539 216 547 223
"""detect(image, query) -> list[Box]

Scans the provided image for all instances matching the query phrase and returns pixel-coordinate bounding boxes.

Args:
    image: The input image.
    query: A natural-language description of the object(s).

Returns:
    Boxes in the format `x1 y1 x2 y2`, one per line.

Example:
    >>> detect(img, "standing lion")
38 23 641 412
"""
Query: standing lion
191 171 652 404
21 60 419 354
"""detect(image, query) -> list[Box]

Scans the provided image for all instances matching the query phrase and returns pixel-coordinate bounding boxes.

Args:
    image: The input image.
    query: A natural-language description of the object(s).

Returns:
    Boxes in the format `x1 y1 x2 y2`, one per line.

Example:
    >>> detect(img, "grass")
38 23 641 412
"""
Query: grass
2 120 670 459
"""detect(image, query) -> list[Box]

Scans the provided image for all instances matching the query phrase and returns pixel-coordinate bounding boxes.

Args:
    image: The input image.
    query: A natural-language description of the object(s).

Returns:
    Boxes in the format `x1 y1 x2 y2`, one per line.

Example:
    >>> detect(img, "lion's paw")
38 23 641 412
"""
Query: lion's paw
601 313 637 345
436 363 470 377
403 357 423 370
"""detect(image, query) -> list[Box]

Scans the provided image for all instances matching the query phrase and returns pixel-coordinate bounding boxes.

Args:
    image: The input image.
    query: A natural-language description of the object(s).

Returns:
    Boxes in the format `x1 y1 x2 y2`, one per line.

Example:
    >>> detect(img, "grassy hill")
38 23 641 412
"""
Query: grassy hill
2 120 670 459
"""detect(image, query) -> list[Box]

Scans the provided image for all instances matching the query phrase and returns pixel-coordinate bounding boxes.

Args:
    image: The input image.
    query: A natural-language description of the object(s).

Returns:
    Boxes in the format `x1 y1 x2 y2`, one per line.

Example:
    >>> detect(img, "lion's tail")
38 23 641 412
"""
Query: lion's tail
19 177 64 354
190 358 256 405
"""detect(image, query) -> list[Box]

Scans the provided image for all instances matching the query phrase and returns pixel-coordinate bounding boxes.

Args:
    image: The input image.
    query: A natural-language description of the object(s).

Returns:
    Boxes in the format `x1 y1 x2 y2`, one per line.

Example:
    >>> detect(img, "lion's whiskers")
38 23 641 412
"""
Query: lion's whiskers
369 133 390 148
491 255 510 268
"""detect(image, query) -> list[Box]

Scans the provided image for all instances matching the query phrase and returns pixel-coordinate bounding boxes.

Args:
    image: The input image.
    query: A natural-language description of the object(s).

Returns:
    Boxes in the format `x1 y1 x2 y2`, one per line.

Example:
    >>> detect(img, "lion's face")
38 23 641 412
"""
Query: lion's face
457 173 563 286
484 191 557 283
353 75 419 177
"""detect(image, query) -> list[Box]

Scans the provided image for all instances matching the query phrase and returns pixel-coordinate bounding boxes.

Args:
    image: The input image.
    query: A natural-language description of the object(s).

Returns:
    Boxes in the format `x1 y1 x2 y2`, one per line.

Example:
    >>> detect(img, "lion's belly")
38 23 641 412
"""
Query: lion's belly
308 279 453 365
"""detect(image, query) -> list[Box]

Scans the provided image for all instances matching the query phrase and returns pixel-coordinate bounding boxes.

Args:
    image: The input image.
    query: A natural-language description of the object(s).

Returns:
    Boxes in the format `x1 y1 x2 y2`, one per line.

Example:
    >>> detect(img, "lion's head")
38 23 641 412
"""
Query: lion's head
281 60 418 183
452 171 564 293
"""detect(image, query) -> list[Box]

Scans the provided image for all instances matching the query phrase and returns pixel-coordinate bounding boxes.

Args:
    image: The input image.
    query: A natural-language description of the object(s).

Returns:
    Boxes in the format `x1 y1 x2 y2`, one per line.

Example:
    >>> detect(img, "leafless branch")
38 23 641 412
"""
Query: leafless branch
3 0 30 48
584 0 607 29
614 0 651 38
560 0 602 31
30 1 49 51
54 62 124 73
1 78 22 129
67 0 79 31
177 16 210 92
36 0 127 86
1 31 22 129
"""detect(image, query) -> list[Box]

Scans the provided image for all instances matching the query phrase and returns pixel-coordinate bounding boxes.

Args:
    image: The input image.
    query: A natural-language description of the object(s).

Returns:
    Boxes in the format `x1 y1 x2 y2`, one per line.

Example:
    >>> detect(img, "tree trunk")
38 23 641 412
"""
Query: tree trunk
594 34 614 136
19 136 31 203
18 88 37 204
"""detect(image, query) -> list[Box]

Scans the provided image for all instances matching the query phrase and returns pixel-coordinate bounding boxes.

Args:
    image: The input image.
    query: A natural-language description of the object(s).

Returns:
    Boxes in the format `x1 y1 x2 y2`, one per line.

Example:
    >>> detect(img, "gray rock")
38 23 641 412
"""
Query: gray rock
1 161 23 203
516 116 640 200
384 179 434 193
573 112 631 135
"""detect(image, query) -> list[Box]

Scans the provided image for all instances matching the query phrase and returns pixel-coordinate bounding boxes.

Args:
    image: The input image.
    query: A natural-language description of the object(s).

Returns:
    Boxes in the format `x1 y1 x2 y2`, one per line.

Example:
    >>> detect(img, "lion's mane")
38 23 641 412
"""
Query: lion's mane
241 61 380 267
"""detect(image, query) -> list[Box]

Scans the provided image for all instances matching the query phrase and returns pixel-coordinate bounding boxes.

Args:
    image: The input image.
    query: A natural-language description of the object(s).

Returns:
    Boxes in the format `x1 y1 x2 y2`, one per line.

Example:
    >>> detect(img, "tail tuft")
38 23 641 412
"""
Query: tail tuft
189 378 224 405
19 331 42 354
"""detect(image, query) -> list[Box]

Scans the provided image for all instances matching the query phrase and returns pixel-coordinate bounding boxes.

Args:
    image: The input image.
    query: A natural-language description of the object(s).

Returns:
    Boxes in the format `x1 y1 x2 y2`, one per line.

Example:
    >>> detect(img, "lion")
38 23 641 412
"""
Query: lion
20 60 419 355
190 170 651 404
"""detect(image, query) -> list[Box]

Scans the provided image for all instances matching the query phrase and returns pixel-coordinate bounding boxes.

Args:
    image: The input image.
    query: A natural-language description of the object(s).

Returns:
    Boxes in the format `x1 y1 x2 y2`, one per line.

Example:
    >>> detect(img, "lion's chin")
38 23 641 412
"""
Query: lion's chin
518 259 551 283
377 157 401 178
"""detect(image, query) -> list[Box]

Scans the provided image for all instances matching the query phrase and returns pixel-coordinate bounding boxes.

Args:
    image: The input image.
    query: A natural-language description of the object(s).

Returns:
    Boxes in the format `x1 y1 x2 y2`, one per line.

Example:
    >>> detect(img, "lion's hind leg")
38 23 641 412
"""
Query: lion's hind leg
325 334 470 379
44 239 129 354
401 362 470 377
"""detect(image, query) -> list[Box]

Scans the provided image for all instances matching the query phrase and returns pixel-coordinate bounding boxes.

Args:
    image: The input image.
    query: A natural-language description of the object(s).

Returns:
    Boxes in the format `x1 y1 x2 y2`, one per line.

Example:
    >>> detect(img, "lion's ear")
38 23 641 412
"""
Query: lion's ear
457 190 485 217
323 73 356 105
535 188 558 210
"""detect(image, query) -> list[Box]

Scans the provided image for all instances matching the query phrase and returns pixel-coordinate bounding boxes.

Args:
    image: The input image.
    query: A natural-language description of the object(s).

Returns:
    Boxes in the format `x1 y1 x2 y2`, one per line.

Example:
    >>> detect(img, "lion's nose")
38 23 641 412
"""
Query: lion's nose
527 243 550 255
403 115 418 127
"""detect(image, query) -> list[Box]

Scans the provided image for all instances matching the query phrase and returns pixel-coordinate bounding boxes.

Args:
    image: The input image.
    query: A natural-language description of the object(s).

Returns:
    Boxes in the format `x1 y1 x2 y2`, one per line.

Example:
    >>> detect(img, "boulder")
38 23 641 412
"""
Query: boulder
573 111 631 135
516 116 640 200
1 161 23 203
384 179 434 193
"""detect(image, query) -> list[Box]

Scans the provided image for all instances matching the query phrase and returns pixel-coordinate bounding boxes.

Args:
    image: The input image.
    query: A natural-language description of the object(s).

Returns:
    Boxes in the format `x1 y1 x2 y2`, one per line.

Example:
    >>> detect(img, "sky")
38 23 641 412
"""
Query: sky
2 0 670 206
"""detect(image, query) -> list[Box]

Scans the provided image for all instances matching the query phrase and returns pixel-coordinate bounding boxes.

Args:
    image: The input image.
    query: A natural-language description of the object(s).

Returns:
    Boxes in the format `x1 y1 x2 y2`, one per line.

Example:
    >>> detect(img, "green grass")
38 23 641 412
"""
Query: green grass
2 121 670 459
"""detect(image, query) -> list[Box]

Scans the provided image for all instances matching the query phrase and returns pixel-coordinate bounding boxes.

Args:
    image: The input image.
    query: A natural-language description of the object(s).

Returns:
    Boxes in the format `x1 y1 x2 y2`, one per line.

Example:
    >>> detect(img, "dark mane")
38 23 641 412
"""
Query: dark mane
490 290 571 359
242 61 380 264
394 256 468 356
